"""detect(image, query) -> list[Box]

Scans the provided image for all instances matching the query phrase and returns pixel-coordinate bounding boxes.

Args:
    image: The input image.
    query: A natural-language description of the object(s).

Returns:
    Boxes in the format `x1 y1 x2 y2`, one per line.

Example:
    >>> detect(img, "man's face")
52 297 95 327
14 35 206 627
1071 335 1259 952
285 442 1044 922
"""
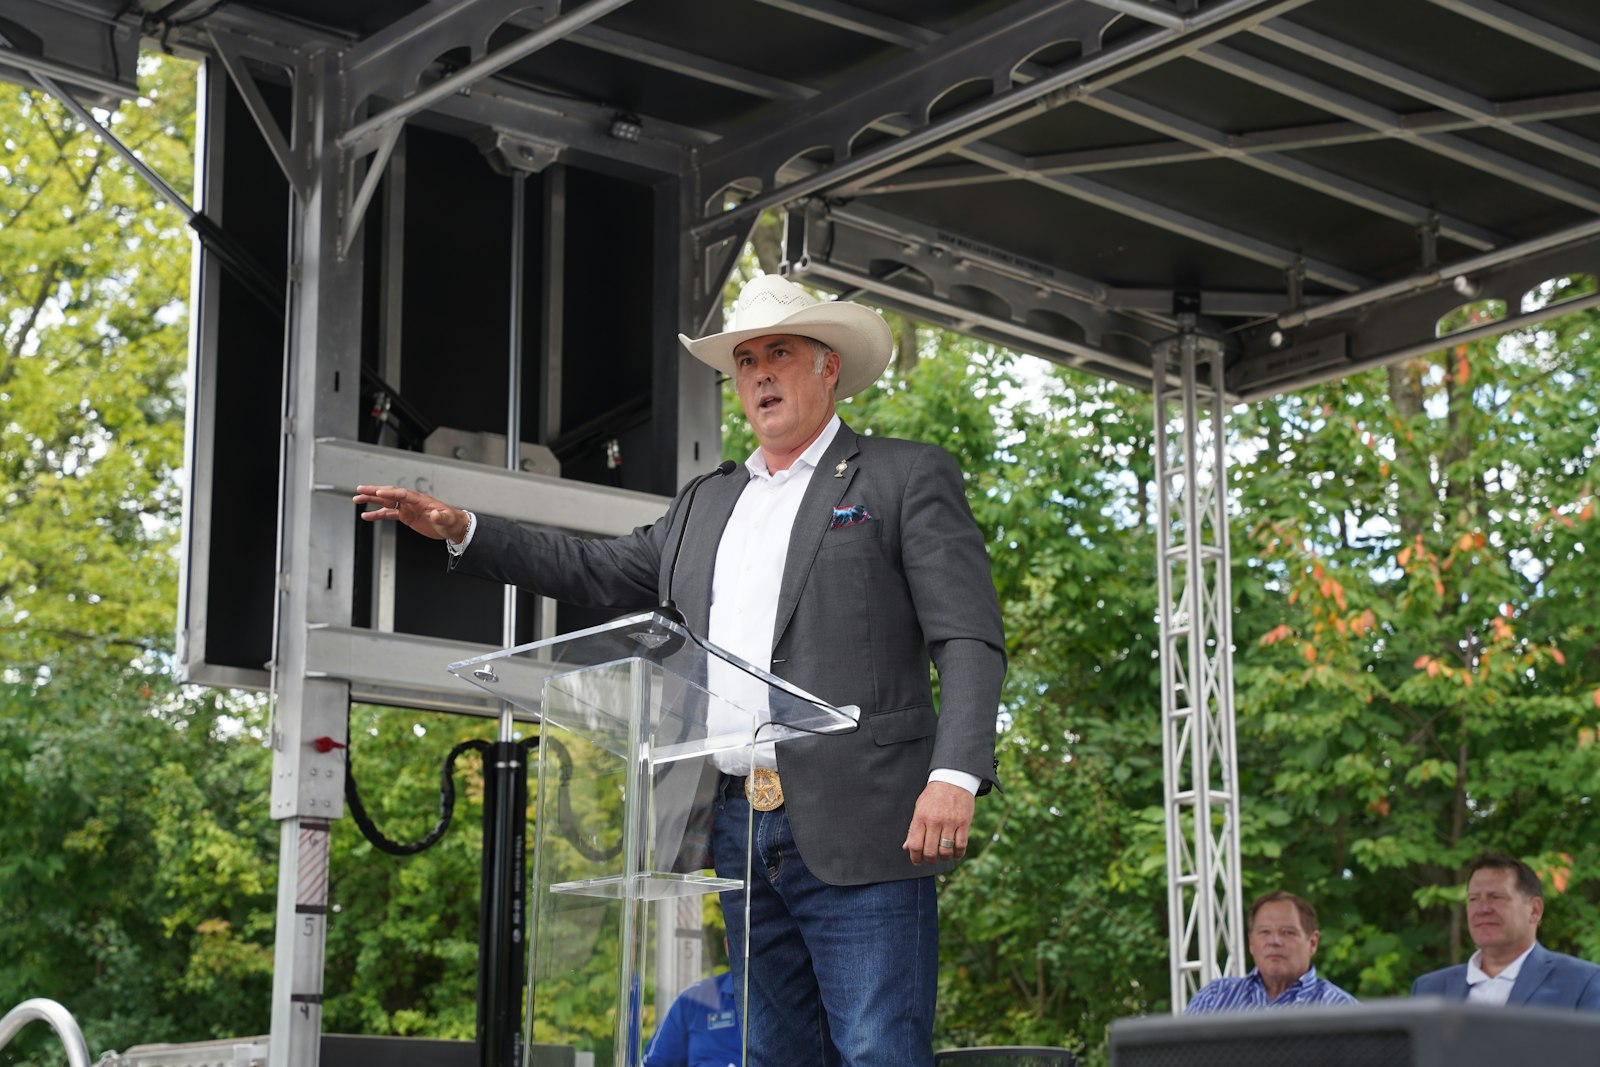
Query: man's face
732 334 840 458
1248 900 1319 987
1466 867 1542 956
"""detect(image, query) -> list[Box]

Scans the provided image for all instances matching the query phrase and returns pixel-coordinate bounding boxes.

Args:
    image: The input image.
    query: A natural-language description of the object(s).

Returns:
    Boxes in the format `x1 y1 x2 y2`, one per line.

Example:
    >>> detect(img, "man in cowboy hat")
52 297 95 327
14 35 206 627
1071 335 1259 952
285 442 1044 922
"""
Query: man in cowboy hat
355 273 1006 1066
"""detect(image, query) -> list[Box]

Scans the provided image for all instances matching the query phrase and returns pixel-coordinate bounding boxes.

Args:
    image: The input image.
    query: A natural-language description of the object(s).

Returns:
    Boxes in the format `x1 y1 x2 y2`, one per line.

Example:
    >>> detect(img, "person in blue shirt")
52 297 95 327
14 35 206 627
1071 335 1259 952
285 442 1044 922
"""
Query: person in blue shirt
644 970 741 1067
1185 891 1356 1013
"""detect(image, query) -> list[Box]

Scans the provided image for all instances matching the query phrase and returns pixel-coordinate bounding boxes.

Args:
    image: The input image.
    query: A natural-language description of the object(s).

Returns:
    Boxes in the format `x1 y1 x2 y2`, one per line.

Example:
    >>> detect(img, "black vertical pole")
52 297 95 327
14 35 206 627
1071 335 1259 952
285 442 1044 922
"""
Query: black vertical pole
478 740 529 1067
478 165 532 1067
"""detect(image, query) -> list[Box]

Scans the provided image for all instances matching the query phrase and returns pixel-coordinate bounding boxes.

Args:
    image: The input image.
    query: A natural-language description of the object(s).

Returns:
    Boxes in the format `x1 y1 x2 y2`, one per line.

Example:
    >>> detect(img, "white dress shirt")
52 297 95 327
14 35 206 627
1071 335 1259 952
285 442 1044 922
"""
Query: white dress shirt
454 414 980 794
704 417 839 772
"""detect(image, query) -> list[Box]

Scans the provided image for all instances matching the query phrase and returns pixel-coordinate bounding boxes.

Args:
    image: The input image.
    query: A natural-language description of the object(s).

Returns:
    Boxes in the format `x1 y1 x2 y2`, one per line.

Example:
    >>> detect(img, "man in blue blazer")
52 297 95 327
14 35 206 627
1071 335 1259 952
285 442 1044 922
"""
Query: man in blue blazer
1411 852 1600 1010
356 274 1007 1066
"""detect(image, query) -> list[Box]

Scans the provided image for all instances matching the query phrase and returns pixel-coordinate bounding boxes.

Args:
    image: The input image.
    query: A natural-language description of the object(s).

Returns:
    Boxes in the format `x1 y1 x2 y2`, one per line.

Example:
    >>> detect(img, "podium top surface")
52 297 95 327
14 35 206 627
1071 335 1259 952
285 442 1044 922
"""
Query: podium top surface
447 611 859 758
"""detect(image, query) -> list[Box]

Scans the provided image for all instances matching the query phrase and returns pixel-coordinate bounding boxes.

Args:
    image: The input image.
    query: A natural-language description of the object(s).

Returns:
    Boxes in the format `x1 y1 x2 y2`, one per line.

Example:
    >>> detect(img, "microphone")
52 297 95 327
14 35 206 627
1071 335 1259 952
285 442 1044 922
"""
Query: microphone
659 460 738 625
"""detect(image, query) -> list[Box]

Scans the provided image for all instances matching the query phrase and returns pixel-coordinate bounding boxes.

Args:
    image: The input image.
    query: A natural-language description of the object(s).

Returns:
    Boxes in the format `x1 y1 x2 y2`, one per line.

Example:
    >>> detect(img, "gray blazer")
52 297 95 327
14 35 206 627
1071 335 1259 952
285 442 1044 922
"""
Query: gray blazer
453 422 1007 885
1411 943 1600 1010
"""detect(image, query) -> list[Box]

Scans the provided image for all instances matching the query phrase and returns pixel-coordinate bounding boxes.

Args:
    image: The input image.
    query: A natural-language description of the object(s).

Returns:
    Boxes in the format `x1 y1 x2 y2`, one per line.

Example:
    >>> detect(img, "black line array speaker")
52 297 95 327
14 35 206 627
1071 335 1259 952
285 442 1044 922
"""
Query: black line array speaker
1109 998 1600 1067
320 1035 573 1067
187 69 682 687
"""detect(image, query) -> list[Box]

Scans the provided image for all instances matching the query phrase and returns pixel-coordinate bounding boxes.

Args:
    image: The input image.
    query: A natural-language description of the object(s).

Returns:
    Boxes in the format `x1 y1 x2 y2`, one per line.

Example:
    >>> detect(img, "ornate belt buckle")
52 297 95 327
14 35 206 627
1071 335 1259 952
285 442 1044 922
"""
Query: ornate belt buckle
746 767 784 811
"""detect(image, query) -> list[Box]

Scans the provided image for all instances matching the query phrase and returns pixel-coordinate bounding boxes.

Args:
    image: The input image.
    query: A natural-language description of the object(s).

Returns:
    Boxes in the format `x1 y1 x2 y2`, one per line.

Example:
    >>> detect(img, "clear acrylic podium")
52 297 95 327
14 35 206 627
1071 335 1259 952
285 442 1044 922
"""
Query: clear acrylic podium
448 611 859 1067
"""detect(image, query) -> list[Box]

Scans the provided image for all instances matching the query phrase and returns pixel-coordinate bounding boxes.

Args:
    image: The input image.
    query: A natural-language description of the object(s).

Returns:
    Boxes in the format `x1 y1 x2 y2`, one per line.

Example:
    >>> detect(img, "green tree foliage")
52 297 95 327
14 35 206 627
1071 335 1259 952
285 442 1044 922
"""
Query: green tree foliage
321 707 490 1040
0 55 281 1062
1231 287 1600 992
0 57 192 671
848 338 1172 1055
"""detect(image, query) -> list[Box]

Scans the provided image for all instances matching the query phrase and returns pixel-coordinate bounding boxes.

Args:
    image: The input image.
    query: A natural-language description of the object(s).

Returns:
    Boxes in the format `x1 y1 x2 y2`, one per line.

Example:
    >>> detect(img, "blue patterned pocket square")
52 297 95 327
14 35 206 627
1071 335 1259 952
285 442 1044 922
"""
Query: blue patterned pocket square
831 504 872 529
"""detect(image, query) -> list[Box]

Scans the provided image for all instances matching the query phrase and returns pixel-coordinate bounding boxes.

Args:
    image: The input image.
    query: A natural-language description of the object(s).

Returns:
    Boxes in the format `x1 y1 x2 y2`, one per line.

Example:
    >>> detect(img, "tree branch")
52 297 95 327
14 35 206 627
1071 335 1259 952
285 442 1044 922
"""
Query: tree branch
1 257 60 386
7 625 169 655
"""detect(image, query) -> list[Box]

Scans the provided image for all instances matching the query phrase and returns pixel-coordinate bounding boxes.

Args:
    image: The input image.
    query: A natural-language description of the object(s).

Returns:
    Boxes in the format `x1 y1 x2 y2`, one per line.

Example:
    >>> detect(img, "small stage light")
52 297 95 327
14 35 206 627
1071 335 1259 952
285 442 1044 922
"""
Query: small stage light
610 113 643 142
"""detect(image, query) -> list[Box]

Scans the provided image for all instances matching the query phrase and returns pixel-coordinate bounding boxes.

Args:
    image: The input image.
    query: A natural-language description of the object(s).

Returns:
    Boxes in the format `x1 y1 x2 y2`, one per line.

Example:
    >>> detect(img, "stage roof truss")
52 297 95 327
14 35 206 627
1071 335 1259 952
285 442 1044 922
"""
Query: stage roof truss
12 0 1596 400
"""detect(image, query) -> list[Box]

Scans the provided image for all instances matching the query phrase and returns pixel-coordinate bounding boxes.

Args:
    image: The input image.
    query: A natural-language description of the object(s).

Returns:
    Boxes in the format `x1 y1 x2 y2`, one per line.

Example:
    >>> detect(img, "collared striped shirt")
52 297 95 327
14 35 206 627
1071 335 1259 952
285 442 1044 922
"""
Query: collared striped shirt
1184 967 1357 1014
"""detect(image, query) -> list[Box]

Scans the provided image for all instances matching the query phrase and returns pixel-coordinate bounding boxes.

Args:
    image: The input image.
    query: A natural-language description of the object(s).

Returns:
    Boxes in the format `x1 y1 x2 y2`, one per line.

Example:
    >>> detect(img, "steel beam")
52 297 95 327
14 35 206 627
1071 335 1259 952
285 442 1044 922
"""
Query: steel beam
823 0 1318 201
1081 90 1504 250
423 76 707 167
1154 320 1243 1011
961 144 1371 291
11 53 195 219
571 25 811 100
1426 0 1600 74
801 258 1162 389
268 46 364 1067
302 625 511 712
206 28 308 200
692 0 1345 283
1252 19 1600 174
0 0 138 102
1228 232 1600 396
339 0 638 155
313 440 670 536
346 0 535 96
691 0 1117 228
371 131 407 634
857 89 1600 191
1078 0 1188 29
1235 287 1600 403
749 0 938 49
0 39 132 101
794 200 1179 336
1276 214 1600 331
1194 44 1600 215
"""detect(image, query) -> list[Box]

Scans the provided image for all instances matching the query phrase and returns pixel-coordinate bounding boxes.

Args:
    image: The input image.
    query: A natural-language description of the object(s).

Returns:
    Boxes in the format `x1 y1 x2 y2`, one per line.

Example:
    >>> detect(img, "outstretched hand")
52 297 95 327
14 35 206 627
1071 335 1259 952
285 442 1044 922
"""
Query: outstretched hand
353 485 470 543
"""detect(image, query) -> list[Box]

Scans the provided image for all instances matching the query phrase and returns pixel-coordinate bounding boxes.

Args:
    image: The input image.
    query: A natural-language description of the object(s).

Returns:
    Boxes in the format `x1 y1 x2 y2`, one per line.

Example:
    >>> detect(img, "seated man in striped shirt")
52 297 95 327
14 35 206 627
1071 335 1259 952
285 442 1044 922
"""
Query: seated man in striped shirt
1185 891 1357 1013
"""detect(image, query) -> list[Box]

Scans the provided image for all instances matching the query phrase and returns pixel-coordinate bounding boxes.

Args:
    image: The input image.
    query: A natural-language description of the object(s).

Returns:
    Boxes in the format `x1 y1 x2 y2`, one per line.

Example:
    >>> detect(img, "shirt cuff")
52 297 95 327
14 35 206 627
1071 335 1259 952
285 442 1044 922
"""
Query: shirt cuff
446 510 476 556
927 768 981 795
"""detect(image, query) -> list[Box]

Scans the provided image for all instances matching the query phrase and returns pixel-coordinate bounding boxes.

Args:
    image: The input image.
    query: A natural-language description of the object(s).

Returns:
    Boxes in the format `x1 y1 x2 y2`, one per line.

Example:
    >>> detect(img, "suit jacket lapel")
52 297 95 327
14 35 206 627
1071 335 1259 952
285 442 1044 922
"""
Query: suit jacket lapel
1507 943 1552 1006
673 465 748 636
772 423 861 653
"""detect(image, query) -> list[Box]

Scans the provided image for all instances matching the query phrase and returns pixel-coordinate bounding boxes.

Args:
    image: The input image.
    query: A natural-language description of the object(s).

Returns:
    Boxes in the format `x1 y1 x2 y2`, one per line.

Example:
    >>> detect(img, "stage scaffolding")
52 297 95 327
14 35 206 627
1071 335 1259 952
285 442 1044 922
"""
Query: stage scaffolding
6 3 1600 1062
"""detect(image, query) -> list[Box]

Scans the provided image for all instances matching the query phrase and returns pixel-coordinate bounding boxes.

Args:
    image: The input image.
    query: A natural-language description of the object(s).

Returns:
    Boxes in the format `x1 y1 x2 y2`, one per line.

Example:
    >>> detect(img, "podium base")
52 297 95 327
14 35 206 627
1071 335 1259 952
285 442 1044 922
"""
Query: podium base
549 871 742 899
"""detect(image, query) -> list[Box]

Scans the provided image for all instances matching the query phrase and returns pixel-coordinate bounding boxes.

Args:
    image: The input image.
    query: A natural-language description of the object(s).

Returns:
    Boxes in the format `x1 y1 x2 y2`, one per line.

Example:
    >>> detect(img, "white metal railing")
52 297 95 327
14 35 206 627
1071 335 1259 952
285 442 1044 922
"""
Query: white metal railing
0 998 91 1067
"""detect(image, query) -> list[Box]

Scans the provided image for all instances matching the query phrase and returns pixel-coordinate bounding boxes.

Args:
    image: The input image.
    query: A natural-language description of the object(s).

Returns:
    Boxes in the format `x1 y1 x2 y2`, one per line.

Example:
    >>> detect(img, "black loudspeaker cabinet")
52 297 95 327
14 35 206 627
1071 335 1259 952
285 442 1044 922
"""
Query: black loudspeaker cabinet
320 1035 573 1067
1109 998 1600 1067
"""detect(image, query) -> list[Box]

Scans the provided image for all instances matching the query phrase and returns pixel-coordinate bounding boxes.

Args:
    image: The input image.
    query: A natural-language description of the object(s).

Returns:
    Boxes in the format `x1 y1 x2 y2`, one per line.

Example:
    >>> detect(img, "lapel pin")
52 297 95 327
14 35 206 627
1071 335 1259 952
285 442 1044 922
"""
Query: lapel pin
834 460 848 478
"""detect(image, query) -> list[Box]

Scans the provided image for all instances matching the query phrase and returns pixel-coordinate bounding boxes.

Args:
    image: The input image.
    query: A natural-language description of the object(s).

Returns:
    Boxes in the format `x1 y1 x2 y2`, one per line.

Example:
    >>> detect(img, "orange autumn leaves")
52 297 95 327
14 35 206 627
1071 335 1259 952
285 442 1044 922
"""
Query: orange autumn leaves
1254 523 1575 695
1256 525 1376 678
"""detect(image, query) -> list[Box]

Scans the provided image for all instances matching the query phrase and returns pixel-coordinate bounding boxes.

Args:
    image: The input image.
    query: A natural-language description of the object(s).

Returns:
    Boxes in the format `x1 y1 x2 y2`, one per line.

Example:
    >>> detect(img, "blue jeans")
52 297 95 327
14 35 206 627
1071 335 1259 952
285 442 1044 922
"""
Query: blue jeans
713 777 938 1067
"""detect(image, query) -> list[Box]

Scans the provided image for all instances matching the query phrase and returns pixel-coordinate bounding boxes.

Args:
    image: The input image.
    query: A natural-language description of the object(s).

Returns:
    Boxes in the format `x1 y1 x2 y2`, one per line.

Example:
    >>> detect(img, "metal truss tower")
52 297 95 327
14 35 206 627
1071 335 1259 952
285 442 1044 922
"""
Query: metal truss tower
1153 317 1244 1011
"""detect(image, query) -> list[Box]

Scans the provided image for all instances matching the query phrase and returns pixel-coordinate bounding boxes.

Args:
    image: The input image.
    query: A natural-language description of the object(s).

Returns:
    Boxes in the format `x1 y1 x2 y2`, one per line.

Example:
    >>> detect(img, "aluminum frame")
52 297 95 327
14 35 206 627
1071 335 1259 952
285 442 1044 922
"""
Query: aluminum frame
1153 321 1244 1010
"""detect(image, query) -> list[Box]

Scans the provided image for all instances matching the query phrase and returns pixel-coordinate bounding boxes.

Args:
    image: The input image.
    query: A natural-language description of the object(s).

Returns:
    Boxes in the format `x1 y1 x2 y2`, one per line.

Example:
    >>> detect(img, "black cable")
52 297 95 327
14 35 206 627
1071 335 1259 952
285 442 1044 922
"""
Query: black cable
345 737 492 856
543 734 624 863
659 460 738 623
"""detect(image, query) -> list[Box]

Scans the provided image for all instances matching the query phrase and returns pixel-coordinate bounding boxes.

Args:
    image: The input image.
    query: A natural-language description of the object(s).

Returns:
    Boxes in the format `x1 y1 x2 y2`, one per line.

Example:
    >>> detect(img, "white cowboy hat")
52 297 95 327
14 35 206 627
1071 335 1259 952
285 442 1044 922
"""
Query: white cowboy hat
678 274 893 399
